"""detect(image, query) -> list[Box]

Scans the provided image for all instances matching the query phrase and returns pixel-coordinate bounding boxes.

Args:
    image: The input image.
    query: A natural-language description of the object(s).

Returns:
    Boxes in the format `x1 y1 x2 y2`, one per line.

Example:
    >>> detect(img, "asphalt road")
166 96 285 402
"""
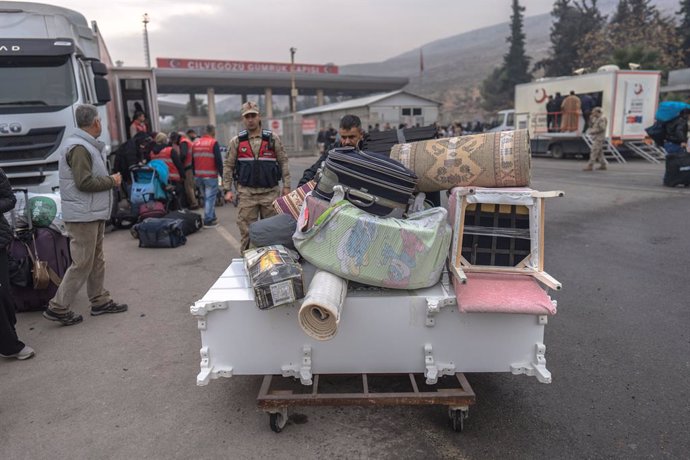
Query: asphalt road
1 156 688 459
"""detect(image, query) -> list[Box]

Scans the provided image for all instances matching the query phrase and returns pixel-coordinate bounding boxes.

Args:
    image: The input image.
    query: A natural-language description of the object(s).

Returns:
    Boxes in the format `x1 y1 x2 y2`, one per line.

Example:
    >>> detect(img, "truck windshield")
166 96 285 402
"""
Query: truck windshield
0 55 77 113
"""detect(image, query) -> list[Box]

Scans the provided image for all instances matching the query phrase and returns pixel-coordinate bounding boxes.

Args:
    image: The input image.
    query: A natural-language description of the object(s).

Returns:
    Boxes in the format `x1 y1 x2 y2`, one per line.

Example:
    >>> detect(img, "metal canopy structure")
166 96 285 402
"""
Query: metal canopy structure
154 68 408 97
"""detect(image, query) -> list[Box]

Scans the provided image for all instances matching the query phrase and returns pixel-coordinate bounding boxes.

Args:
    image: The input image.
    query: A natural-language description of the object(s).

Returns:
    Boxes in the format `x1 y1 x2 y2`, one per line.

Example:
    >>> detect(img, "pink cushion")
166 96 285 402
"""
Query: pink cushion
453 273 556 315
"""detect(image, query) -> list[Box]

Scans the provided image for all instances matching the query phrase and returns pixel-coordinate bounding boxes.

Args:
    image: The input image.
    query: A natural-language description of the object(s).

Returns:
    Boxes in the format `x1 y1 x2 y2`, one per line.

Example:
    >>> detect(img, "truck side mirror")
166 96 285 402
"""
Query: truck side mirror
94 77 111 105
90 61 111 105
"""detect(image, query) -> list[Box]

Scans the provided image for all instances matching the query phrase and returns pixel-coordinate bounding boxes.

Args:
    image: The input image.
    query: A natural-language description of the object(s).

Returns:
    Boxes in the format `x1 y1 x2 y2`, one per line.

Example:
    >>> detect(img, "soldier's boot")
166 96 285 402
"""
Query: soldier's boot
582 164 593 171
597 164 607 171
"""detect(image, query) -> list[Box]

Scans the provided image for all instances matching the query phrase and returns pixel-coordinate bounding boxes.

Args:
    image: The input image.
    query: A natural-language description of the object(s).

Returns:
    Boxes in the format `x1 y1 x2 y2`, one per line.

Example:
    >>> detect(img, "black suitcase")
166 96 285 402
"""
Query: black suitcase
314 147 418 216
164 211 202 235
664 154 690 187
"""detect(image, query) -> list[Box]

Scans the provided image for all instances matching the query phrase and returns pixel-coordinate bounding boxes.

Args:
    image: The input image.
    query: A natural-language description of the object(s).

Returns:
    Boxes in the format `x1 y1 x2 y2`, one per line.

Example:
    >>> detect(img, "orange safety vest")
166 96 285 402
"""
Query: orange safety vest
149 146 181 182
180 137 194 169
192 135 218 178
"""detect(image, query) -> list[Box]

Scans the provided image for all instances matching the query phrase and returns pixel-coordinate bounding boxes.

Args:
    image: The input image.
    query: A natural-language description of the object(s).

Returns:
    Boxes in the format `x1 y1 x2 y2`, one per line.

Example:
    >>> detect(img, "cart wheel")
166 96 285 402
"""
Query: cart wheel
269 411 287 433
449 408 467 433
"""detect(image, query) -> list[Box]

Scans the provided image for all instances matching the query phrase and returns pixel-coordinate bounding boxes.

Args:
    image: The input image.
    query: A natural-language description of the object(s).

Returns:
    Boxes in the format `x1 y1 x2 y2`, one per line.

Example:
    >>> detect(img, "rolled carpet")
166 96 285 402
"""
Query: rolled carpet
298 270 348 341
390 130 531 192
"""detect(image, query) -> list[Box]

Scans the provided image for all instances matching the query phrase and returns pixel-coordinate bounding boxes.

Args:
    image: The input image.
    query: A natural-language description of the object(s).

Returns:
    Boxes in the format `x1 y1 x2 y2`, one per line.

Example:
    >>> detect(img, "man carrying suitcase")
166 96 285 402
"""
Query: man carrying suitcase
223 102 291 251
43 104 128 326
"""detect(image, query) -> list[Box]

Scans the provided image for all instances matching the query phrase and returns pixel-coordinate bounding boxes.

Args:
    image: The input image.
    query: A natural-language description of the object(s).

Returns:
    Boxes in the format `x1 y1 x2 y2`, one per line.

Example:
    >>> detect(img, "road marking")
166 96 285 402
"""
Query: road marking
215 224 241 251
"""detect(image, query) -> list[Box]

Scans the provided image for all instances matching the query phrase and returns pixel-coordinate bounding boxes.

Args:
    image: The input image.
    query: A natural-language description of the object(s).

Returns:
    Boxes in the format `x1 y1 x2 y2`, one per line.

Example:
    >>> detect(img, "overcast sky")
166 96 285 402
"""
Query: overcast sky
47 0 558 67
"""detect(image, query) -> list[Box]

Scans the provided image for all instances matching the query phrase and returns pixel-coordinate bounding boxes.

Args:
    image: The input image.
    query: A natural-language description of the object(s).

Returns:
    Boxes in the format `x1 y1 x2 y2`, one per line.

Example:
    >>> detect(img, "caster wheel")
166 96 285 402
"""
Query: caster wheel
269 411 287 433
129 227 139 239
449 409 467 433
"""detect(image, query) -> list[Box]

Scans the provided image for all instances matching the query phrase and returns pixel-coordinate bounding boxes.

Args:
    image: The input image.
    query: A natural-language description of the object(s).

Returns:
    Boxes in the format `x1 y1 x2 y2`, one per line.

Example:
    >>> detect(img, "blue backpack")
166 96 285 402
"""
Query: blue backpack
655 101 690 122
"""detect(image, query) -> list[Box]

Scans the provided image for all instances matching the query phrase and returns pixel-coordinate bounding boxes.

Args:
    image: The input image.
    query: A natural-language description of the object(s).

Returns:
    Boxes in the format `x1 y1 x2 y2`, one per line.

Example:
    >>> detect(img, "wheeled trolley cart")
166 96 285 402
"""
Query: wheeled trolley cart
191 259 555 431
257 372 475 433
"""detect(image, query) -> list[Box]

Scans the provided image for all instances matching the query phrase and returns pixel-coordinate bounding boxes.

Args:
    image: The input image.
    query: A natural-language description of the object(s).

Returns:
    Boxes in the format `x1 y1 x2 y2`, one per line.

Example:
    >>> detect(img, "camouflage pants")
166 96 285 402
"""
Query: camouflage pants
237 188 279 251
587 136 607 167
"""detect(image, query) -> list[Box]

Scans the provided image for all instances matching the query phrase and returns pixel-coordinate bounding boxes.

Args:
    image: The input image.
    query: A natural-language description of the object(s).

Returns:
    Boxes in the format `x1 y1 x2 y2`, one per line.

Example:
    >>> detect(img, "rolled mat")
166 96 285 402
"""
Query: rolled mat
298 270 348 341
390 130 531 192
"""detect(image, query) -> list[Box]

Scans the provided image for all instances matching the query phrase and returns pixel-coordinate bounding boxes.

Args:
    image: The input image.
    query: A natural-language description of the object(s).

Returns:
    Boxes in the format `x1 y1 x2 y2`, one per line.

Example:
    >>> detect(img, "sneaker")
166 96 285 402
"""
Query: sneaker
0 345 35 360
90 300 128 316
204 218 218 228
43 309 83 326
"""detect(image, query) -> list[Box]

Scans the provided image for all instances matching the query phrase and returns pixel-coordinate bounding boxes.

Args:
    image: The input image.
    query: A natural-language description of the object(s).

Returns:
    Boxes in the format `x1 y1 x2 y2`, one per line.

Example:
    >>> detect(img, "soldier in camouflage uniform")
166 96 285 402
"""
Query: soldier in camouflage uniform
583 107 608 171
223 102 291 250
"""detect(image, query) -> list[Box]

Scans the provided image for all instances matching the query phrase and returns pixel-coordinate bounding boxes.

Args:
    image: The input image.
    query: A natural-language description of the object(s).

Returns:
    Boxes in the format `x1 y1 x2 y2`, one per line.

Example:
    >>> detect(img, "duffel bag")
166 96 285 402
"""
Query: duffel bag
314 147 418 217
293 199 452 290
164 210 203 235
249 213 297 249
133 218 187 248
138 201 166 220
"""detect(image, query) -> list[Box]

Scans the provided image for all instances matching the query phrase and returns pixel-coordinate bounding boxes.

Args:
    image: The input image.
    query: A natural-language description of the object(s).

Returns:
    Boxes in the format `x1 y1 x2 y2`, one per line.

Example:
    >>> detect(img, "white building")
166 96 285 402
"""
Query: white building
298 90 441 130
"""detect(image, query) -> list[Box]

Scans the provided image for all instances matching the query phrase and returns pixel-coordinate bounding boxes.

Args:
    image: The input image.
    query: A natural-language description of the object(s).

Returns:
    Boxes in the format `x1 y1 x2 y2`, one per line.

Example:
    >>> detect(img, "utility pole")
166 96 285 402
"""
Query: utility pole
290 47 297 112
142 13 151 68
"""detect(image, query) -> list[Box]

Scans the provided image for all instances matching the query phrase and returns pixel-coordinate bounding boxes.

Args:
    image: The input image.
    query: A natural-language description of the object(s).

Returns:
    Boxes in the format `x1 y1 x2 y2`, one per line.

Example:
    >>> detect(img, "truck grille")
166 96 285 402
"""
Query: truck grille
0 127 65 162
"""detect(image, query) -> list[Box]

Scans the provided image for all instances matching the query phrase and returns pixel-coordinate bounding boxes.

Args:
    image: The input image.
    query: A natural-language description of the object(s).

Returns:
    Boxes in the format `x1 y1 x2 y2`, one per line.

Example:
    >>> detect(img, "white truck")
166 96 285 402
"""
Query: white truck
0 2 159 192
513 67 664 162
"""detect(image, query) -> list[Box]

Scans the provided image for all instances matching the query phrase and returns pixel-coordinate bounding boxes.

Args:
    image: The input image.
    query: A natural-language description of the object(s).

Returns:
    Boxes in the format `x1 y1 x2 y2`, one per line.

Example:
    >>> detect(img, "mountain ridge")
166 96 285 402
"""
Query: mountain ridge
340 0 677 122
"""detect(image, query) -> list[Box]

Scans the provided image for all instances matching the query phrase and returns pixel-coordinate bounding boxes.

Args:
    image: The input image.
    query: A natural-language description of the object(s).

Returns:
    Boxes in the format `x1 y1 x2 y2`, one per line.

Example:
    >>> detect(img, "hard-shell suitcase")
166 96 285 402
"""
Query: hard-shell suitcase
664 153 690 187
314 147 418 216
9 228 72 312
164 210 202 236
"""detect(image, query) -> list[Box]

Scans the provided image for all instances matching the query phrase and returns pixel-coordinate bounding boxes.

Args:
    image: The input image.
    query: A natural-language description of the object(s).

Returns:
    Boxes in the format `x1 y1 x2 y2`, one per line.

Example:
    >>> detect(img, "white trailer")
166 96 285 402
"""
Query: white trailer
514 68 664 163
0 2 158 191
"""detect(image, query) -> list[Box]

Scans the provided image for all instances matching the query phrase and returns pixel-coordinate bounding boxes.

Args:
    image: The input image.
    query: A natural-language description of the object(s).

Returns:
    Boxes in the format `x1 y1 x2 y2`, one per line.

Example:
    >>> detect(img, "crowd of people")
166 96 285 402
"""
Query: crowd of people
545 90 598 133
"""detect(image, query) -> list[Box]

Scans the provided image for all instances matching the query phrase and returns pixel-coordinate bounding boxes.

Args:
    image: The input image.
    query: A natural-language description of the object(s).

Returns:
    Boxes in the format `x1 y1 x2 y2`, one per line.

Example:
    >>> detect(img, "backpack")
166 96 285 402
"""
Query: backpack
645 120 667 146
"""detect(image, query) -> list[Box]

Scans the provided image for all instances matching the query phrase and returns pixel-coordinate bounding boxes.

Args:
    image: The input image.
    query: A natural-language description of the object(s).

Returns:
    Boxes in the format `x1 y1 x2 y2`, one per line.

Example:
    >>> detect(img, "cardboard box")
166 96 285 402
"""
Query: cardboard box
244 245 305 310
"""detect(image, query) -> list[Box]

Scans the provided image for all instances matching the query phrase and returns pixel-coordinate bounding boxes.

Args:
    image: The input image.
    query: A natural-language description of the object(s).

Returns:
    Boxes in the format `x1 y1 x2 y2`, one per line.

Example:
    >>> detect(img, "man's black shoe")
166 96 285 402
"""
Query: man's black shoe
42 309 83 326
90 300 128 316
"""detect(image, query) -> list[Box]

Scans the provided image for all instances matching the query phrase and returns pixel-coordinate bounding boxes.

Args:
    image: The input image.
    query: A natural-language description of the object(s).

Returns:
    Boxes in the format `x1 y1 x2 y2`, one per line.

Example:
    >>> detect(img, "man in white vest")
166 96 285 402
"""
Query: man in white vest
43 104 127 326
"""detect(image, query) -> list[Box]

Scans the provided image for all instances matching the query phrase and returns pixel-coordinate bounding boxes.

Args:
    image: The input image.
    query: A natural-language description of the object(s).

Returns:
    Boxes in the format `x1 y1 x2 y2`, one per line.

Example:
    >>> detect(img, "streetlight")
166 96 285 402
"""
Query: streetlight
142 13 151 68
290 47 297 113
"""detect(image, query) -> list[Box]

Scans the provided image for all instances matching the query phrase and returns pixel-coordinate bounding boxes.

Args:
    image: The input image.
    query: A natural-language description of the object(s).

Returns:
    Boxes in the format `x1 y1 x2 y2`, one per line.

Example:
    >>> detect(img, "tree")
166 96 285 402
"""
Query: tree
677 0 690 66
538 0 605 76
576 0 682 72
481 0 532 111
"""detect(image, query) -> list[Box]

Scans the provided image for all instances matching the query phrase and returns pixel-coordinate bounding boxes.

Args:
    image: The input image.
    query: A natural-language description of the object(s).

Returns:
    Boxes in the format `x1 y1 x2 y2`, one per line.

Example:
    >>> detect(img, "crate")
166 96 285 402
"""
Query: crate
448 187 563 290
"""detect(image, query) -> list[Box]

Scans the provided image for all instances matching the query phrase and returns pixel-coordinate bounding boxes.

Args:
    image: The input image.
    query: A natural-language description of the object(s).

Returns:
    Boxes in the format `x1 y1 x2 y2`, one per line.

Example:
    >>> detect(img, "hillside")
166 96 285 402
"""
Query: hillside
340 0 677 123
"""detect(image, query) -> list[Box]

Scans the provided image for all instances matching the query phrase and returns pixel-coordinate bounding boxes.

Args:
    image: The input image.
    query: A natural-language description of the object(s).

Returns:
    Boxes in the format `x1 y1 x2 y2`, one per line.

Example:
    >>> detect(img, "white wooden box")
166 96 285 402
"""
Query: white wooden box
191 260 553 386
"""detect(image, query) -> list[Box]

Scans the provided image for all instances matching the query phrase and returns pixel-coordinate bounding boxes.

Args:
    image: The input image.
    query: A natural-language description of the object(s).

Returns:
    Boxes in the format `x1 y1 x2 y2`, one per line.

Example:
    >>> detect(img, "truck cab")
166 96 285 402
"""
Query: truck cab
486 109 515 133
0 2 157 192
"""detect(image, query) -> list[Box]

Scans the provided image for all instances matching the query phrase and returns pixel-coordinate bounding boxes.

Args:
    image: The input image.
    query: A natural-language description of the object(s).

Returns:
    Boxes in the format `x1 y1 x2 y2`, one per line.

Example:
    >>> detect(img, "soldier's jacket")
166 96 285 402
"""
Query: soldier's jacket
587 115 607 137
222 131 291 194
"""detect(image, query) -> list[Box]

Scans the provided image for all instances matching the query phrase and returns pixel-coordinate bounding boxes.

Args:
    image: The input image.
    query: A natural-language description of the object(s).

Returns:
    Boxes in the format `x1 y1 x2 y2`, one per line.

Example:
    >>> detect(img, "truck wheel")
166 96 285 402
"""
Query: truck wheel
550 144 564 159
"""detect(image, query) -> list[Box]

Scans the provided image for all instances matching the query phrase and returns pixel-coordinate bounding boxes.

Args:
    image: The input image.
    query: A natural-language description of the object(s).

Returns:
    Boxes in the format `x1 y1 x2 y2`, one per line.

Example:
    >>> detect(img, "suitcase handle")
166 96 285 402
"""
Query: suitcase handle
346 189 377 208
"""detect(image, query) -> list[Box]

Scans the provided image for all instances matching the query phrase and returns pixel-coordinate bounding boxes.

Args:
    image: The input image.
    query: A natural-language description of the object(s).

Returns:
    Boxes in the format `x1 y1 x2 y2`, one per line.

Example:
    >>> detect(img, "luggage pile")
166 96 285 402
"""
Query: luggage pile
245 129 563 341
6 189 72 312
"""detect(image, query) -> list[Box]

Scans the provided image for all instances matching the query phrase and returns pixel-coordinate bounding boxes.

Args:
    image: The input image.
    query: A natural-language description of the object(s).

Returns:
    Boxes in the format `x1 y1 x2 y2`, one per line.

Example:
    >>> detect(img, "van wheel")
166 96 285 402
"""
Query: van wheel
550 144 564 159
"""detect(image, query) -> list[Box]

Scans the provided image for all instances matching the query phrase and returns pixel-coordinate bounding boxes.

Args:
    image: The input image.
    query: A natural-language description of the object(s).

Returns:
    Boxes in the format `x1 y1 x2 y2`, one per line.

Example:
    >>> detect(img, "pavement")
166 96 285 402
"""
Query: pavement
1 156 689 459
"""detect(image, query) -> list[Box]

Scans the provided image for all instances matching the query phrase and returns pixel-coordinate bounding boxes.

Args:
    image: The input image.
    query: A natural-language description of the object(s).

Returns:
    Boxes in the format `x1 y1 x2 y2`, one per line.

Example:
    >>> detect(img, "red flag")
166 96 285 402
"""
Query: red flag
419 48 424 74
